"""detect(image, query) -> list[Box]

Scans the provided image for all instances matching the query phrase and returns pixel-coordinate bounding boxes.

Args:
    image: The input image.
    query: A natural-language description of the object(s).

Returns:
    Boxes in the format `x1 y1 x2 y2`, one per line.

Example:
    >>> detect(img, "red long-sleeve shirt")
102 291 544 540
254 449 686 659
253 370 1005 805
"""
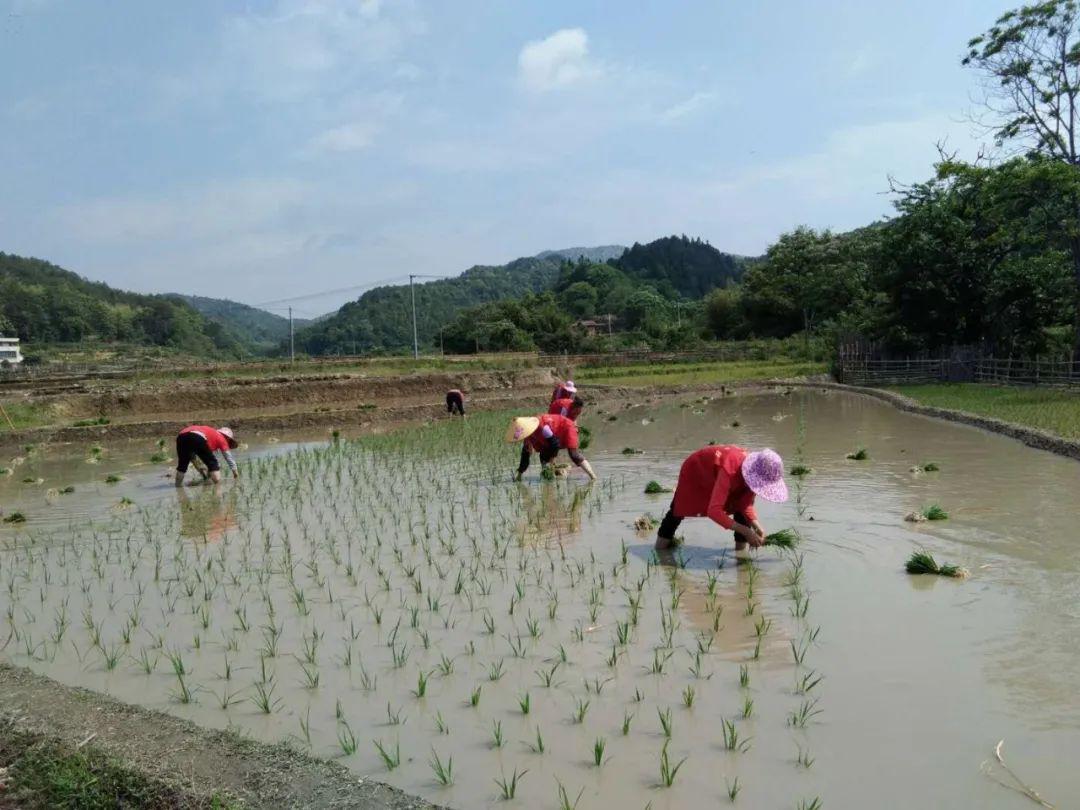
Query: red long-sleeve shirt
179 425 238 473
670 445 758 529
548 397 581 421
525 413 579 452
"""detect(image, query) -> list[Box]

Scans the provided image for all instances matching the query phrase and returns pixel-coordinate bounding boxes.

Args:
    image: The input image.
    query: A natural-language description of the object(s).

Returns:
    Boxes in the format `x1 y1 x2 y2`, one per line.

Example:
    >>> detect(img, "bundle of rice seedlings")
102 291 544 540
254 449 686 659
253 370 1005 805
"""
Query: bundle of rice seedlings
789 464 812 476
764 528 800 548
540 466 556 481
622 447 644 455
578 426 592 449
922 462 940 472
905 551 967 578
922 504 948 521
846 447 869 461
2 512 27 524
634 514 658 531
644 481 671 494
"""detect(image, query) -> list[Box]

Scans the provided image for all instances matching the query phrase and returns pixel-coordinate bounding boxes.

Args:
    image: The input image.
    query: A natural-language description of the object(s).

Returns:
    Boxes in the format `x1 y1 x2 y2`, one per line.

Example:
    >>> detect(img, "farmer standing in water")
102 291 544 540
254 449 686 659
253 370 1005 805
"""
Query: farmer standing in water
655 445 787 551
507 414 597 481
548 395 585 421
174 425 240 487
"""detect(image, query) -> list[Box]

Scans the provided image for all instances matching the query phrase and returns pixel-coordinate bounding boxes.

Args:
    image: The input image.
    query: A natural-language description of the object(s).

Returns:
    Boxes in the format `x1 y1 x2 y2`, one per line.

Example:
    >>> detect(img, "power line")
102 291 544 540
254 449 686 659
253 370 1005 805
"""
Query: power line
254 274 410 308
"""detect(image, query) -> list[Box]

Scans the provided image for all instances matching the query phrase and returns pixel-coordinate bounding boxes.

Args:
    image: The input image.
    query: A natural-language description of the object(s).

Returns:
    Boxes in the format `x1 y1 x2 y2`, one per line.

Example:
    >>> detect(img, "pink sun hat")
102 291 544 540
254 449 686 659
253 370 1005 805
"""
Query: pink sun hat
741 448 788 502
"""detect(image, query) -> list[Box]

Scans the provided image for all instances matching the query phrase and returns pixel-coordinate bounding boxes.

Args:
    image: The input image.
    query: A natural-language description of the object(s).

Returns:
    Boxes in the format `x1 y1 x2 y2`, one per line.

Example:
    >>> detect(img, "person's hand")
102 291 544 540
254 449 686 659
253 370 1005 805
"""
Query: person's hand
738 524 763 548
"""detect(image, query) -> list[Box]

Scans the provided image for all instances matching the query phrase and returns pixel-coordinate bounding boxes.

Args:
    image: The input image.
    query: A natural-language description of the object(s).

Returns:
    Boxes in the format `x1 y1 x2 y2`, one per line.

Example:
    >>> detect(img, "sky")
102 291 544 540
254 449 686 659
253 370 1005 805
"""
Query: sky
1 0 1010 316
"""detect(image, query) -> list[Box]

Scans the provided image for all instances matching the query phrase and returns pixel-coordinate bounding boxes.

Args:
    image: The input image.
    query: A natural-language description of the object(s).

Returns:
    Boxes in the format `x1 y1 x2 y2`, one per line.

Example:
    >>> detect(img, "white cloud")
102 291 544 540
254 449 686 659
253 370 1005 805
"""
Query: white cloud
518 28 597 92
304 121 377 155
657 91 716 124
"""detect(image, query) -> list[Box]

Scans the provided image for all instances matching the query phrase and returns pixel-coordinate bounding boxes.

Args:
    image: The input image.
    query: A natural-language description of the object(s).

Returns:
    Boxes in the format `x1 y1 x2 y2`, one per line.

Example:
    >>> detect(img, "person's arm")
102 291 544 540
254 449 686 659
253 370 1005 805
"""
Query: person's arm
567 449 597 480
222 449 239 478
706 472 757 544
515 445 532 480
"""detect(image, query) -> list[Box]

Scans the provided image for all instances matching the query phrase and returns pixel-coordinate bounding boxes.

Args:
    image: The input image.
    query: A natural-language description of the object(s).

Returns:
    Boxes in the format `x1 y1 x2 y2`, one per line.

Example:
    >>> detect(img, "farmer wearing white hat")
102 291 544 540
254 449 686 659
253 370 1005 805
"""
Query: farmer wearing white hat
655 445 787 550
506 414 597 481
175 425 240 487
551 378 577 403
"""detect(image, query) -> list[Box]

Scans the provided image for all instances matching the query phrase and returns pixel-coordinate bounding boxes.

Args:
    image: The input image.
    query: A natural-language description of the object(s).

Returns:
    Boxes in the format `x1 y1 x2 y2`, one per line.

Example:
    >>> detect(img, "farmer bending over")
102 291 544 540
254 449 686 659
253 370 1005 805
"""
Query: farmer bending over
548 395 584 421
446 388 466 417
655 445 786 551
507 414 597 481
551 378 577 402
175 425 239 487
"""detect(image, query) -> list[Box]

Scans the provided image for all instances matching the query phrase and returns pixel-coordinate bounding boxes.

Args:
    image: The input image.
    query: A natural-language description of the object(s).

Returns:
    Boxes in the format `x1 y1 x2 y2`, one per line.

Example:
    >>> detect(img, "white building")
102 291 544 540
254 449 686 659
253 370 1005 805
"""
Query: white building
0 337 23 366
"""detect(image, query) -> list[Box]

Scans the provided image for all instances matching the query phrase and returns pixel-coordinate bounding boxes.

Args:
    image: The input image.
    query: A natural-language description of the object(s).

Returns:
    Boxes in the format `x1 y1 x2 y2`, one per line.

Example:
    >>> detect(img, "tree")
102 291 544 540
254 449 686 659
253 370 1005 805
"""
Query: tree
704 287 746 339
964 1 1080 347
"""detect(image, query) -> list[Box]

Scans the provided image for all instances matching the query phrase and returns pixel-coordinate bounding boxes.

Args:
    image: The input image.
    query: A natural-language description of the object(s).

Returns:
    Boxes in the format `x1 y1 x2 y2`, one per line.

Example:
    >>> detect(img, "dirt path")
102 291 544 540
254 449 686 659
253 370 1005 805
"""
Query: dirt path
0 664 444 809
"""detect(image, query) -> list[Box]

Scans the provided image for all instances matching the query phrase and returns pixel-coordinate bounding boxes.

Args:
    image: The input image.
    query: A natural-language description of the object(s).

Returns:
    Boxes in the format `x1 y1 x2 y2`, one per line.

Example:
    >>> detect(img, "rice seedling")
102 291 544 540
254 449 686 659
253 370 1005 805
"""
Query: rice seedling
622 710 635 735
722 718 751 752
922 461 940 472
682 685 696 708
372 737 400 768
764 529 800 548
791 639 809 666
171 674 194 704
572 697 590 724
412 669 430 698
739 664 750 688
528 726 546 754
796 745 816 768
658 740 686 787
494 767 528 800
488 659 505 681
846 447 869 460
536 662 562 688
592 736 607 766
742 695 754 718
905 551 968 578
470 686 482 707
643 480 671 494
788 698 822 728
726 776 742 801
789 464 812 476
796 799 823 810
385 702 405 725
796 670 824 694
429 749 454 786
658 707 673 737
434 710 449 735
250 679 281 714
556 780 584 810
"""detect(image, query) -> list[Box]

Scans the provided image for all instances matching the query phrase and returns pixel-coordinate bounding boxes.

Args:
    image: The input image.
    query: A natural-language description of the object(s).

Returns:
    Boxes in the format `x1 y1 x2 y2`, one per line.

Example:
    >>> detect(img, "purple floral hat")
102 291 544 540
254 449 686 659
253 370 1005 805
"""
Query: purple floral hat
741 448 788 502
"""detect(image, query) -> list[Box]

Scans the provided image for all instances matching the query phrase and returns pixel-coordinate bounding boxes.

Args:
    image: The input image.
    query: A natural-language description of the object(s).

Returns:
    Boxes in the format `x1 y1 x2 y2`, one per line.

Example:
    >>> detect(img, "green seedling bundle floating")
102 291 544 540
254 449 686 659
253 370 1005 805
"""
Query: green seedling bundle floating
905 552 968 579
846 447 869 461
643 480 671 494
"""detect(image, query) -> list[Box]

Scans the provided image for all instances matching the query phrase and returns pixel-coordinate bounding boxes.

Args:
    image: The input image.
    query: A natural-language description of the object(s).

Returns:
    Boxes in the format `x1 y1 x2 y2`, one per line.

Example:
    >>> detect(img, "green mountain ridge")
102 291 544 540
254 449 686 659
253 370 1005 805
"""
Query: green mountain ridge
171 294 311 354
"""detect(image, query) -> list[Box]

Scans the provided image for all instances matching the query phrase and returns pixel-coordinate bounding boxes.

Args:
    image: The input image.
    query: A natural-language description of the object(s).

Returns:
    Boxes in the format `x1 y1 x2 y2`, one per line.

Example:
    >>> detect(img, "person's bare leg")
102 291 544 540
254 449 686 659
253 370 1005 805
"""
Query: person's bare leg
655 534 675 551
209 470 222 485
174 470 185 487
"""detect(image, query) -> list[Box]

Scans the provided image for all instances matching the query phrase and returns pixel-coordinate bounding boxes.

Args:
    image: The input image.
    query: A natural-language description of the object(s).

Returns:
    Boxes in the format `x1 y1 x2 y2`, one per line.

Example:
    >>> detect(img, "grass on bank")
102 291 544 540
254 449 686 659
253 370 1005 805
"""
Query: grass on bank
0 722 240 809
892 383 1080 441
576 359 826 388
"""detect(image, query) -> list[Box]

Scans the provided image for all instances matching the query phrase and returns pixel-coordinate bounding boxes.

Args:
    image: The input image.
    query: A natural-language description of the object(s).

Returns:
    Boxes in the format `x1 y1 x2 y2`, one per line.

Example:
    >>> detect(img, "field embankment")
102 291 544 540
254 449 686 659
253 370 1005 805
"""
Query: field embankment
0 665 442 810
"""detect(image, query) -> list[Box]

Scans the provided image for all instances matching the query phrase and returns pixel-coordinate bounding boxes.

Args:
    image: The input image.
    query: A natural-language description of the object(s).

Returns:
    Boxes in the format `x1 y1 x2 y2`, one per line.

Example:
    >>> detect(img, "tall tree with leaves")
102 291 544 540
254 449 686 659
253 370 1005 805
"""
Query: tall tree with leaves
964 1 1080 348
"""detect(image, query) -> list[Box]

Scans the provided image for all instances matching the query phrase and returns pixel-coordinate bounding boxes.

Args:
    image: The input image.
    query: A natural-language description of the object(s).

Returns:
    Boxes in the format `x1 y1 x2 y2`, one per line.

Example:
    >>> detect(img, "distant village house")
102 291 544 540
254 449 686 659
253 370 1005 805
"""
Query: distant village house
0 337 23 366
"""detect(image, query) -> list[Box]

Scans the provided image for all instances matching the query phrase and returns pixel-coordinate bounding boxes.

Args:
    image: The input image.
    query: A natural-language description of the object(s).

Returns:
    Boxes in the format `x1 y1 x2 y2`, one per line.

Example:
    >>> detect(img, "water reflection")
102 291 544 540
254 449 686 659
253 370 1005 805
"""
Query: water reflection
176 486 238 543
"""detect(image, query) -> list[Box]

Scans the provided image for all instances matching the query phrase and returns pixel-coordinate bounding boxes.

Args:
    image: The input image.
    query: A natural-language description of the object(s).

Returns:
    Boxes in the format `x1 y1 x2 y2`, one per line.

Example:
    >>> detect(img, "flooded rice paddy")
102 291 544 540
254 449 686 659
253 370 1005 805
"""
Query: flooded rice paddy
1 389 1079 809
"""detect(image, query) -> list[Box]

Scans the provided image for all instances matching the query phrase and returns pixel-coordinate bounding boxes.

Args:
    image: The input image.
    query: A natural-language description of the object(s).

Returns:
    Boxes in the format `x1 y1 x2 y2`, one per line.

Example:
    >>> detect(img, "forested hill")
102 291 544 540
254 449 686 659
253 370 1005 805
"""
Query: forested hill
614 236 751 298
295 252 573 355
295 237 752 355
172 294 309 354
0 253 243 357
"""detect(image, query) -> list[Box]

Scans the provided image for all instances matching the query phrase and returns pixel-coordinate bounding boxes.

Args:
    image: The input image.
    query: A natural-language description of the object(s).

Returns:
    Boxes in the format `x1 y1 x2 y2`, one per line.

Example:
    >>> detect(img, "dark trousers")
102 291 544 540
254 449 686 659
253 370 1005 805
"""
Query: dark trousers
446 392 465 415
176 432 219 474
658 505 750 542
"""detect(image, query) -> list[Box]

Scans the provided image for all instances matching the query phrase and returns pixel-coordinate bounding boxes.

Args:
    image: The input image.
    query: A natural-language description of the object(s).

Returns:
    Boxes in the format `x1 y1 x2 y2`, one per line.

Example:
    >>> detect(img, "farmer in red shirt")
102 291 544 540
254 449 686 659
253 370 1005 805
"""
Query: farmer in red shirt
548 395 584 421
175 425 240 487
506 414 597 481
655 445 787 551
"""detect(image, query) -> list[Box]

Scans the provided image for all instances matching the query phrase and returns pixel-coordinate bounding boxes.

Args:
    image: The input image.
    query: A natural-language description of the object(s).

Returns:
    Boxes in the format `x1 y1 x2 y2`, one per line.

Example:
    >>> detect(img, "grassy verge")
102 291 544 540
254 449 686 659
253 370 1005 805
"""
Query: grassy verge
0 401 51 431
0 721 238 809
891 383 1080 440
576 359 827 387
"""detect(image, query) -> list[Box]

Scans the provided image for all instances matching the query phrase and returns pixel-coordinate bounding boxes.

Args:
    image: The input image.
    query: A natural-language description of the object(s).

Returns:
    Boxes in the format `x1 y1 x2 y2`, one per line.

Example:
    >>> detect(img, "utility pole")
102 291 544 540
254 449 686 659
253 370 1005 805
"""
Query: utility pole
408 274 416 360
289 306 295 364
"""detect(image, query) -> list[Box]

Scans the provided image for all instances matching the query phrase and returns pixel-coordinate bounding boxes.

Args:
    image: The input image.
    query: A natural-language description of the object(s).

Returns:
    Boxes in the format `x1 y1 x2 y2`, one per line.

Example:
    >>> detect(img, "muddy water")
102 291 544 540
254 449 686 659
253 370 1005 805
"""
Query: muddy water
2 392 1079 809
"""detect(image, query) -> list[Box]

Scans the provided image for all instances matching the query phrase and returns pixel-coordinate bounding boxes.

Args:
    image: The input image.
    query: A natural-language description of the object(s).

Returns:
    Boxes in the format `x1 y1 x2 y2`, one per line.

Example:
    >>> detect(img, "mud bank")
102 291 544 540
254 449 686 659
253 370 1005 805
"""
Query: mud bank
0 664 443 810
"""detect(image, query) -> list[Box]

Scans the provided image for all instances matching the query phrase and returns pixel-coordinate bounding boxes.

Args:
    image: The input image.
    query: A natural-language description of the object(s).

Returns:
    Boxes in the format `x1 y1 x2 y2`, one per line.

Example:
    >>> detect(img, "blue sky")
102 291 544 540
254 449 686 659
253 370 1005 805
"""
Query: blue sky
2 0 1009 314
